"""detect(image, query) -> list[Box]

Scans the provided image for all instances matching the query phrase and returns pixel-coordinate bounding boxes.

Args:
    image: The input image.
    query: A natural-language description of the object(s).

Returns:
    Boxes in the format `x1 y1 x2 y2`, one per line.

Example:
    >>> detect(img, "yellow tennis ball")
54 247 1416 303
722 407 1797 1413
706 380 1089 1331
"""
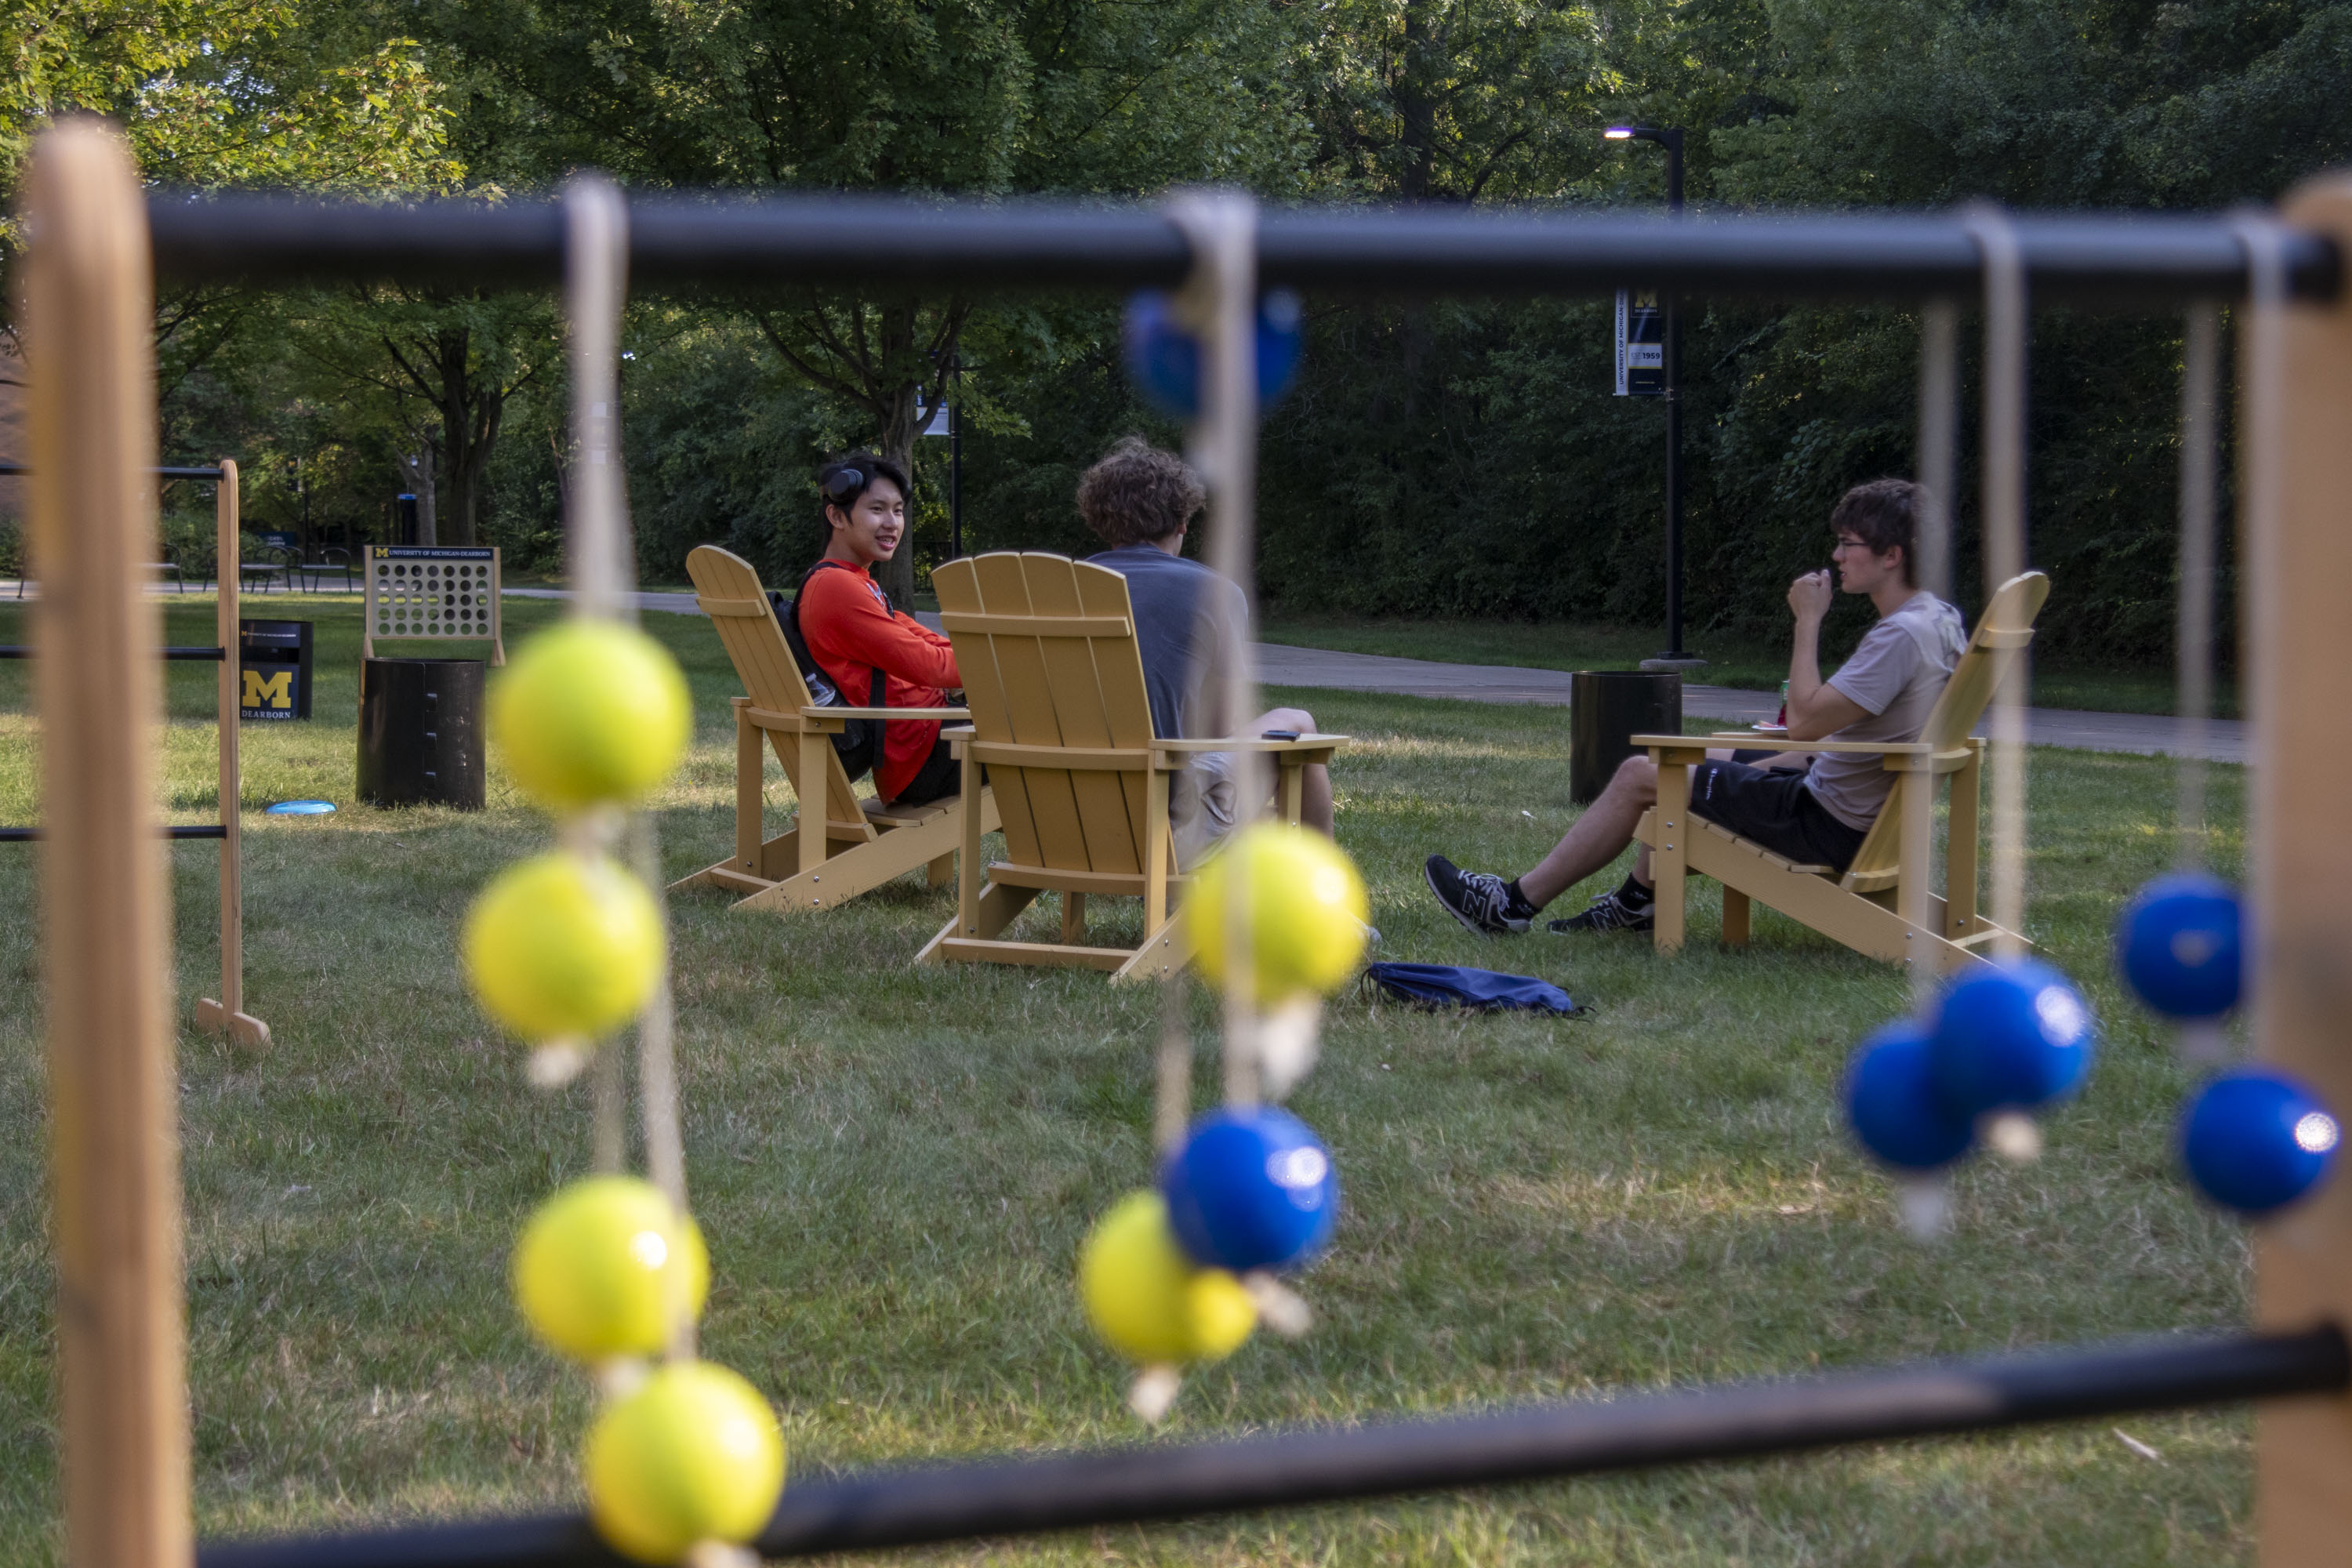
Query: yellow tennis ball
1185 823 1370 1003
492 621 692 811
512 1176 710 1363
585 1360 786 1565
462 851 665 1042
1078 1190 1257 1365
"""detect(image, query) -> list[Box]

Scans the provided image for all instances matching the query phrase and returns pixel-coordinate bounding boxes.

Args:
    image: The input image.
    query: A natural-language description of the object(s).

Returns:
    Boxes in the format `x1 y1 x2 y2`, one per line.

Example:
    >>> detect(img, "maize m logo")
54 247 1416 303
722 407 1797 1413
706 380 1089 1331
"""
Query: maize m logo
242 670 293 713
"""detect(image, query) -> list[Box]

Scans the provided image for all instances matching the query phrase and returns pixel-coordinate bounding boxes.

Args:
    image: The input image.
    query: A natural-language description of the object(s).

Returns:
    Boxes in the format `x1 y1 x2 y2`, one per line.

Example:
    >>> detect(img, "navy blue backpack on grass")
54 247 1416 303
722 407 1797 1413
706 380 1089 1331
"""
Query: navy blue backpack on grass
1361 962 1579 1014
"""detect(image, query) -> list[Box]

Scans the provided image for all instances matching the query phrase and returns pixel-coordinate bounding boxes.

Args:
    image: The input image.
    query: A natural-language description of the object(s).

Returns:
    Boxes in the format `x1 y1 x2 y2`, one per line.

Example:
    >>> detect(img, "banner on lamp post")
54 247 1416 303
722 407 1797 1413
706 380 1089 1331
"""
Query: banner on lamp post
1615 290 1665 397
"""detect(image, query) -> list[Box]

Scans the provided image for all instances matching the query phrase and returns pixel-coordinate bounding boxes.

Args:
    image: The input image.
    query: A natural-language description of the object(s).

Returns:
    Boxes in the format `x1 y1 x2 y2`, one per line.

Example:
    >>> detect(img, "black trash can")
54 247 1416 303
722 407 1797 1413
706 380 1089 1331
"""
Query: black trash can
238 619 314 720
358 657 485 809
1570 670 1683 805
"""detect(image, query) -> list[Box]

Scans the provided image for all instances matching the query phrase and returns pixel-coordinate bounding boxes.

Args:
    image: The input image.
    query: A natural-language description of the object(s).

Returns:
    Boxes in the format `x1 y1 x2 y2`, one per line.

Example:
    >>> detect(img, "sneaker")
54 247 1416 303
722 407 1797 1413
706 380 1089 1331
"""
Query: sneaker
1424 855 1529 935
1546 888 1655 933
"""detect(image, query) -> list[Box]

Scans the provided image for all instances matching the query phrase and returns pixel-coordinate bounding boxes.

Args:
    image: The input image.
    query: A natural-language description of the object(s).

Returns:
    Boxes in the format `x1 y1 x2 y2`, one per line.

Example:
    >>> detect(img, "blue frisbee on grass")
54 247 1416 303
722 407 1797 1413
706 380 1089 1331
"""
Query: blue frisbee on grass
264 800 336 815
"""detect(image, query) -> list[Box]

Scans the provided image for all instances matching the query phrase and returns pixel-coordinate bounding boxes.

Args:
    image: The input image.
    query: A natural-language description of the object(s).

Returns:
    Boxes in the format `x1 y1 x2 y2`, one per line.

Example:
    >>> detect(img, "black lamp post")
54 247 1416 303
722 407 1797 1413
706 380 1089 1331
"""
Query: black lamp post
1605 125 1700 669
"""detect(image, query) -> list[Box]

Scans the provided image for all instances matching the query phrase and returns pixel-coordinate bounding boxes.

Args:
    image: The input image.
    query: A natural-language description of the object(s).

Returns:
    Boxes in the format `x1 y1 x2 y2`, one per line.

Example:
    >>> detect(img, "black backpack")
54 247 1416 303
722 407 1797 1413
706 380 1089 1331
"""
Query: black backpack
770 560 888 782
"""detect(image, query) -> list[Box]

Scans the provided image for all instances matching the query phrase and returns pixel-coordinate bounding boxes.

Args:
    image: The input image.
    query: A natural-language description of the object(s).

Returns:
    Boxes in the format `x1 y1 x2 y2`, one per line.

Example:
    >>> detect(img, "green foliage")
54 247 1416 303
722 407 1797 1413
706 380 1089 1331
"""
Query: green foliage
0 2 461 206
39 0 2352 660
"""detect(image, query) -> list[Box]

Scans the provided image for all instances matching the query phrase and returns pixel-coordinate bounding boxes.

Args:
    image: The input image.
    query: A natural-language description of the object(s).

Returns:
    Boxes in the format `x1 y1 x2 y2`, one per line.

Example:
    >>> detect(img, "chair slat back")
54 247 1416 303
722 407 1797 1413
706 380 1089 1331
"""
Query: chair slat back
1918 571 2052 751
1839 571 2051 887
684 544 866 827
933 553 1158 875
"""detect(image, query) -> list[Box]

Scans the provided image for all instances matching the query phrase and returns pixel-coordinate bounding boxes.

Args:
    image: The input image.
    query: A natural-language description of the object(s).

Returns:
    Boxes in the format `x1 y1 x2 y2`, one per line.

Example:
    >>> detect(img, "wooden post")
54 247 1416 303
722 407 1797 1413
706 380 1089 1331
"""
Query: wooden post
1944 742 1982 938
196 459 267 1049
733 700 761 875
799 727 829 883
2256 174 2352 1566
1650 751 1694 952
956 741 982 938
23 120 193 1568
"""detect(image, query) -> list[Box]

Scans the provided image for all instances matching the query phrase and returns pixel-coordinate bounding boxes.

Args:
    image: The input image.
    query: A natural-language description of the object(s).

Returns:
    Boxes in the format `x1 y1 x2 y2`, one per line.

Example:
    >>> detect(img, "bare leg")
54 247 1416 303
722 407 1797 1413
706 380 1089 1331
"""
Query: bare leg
1254 707 1333 835
1517 755 1657 910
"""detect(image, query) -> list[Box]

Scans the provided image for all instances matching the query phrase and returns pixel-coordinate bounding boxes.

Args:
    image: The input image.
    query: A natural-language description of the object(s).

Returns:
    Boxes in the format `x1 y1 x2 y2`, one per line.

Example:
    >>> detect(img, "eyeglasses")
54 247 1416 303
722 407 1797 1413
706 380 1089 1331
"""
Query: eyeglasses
1831 536 1871 554
822 468 866 504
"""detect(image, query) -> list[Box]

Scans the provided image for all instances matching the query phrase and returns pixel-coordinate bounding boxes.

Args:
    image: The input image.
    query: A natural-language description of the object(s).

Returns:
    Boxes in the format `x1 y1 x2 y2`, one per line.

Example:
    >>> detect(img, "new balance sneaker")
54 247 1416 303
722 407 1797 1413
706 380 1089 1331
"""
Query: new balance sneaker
1546 887 1655 933
1423 855 1530 935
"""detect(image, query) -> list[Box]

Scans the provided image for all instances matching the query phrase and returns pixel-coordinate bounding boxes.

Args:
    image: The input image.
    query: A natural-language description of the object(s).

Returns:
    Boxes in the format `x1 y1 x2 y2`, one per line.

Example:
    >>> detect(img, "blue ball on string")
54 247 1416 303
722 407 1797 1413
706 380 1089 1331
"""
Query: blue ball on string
1122 289 1305 422
1928 959 2096 1118
1843 1021 1976 1171
2180 1069 2340 1216
2115 873 2241 1020
1159 1106 1338 1274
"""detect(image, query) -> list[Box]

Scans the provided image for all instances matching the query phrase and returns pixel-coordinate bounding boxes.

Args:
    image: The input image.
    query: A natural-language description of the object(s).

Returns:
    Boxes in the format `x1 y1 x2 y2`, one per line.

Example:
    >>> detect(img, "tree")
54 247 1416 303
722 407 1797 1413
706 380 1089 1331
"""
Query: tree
0 0 464 391
1295 0 1630 201
425 0 1312 598
287 289 552 547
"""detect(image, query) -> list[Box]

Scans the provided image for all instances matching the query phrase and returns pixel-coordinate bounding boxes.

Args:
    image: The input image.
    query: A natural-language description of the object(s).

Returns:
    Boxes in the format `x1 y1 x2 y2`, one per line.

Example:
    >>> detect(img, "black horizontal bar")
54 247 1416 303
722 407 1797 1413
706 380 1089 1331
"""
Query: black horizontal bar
143 194 2339 307
0 647 225 659
0 464 224 480
195 1324 2347 1568
0 826 227 842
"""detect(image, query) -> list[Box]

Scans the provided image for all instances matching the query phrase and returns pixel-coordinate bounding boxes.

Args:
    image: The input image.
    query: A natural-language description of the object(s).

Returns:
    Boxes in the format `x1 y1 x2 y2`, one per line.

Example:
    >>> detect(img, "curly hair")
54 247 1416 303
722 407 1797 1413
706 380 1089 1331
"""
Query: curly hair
1829 477 1926 587
1076 437 1204 548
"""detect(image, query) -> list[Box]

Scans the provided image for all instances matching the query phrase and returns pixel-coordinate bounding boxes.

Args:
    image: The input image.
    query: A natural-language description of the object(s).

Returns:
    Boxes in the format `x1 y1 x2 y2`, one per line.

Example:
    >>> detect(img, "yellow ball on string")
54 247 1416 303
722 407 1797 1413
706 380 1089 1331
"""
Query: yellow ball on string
1079 1190 1257 1367
492 620 692 813
585 1360 786 1565
1185 823 1370 1004
463 851 665 1044
512 1176 710 1363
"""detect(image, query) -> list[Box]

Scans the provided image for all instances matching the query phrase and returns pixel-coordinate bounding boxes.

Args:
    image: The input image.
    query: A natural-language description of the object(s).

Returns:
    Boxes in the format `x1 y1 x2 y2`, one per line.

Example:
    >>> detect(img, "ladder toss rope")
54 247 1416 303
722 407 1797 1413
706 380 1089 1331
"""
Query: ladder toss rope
1961 205 2031 959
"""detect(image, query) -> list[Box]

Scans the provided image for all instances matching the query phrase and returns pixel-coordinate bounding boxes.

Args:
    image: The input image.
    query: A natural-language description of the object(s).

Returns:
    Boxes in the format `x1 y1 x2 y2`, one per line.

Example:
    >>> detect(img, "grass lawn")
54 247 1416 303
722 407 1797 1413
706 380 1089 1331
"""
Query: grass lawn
0 593 2256 1565
1258 612 2221 719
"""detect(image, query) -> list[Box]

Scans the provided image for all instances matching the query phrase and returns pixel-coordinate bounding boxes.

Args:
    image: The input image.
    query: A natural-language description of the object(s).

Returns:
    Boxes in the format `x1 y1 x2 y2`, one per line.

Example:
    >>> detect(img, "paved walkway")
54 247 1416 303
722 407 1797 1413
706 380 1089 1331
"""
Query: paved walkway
1252 643 2249 763
506 587 2247 763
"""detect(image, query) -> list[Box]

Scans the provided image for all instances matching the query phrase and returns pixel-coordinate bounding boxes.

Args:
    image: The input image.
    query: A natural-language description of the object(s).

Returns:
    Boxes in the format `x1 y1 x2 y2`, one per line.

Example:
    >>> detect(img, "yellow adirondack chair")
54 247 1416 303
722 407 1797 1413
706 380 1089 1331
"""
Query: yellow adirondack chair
916 551 1345 982
670 544 999 915
1630 570 2051 973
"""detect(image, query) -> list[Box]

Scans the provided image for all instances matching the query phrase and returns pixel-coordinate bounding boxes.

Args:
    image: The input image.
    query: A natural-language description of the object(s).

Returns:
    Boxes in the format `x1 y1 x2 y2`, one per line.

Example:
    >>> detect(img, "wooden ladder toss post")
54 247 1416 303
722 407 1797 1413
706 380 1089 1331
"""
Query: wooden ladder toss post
2254 176 2352 1566
24 122 194 1568
195 458 268 1049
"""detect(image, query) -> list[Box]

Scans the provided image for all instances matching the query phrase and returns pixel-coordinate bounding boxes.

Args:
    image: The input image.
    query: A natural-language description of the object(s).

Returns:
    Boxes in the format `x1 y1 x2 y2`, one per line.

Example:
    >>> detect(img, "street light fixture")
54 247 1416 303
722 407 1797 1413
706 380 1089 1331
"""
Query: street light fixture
1606 125 1700 670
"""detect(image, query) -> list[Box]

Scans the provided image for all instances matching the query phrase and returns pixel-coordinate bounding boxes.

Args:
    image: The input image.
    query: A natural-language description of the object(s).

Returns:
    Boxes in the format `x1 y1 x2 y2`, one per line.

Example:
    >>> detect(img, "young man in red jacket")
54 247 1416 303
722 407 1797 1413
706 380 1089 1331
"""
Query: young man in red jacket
796 452 964 806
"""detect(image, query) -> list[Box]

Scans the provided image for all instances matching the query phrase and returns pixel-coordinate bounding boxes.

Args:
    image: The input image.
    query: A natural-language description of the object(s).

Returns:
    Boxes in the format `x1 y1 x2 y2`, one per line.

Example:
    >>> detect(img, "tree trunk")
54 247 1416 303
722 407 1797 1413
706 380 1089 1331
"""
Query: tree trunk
396 439 439 546
877 381 920 605
1395 0 1439 201
430 327 506 548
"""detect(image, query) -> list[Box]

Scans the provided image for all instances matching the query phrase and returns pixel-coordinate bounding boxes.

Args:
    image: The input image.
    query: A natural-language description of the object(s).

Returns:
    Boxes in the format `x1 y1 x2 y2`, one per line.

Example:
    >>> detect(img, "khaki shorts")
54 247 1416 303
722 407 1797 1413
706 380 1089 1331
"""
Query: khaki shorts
1171 750 1239 868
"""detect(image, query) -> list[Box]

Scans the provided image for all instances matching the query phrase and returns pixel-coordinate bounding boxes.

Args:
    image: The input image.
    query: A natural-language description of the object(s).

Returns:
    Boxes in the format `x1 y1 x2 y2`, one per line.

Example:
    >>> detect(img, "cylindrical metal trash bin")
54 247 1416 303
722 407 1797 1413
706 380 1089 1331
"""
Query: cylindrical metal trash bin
1570 670 1682 805
358 657 485 809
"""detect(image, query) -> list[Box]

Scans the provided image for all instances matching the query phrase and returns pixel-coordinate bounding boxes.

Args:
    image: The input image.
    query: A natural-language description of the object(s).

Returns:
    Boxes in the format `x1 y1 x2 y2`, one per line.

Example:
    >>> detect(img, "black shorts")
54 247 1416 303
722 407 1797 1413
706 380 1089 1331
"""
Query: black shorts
887 731 962 808
1682 758 1868 873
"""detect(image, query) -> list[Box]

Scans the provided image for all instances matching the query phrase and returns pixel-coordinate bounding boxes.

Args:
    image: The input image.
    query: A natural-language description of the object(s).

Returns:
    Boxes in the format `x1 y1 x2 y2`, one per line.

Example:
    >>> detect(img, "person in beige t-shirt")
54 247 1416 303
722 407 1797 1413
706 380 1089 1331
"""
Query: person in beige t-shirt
1423 478 1962 935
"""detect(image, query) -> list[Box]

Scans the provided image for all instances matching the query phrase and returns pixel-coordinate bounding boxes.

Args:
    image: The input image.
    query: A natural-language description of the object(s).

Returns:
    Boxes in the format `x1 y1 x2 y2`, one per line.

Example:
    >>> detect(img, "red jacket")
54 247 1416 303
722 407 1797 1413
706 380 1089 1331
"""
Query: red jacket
797 560 960 800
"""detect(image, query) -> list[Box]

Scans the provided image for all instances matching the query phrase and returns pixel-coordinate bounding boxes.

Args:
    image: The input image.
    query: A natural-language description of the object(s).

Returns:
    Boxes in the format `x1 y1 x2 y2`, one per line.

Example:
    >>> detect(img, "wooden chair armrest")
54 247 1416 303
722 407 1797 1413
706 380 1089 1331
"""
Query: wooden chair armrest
802 706 971 721
1631 732 1932 756
1151 733 1349 753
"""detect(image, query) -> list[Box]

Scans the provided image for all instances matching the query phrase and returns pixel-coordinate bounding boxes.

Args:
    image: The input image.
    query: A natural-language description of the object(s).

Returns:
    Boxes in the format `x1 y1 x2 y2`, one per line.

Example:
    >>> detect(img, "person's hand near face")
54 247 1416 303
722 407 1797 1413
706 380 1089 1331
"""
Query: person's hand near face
1788 567 1834 624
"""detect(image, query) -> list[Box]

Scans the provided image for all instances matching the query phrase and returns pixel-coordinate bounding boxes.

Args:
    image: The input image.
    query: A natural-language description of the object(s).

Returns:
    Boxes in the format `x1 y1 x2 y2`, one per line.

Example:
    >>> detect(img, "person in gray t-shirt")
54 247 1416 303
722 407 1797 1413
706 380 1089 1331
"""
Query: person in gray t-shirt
1076 437 1333 863
1423 478 1965 936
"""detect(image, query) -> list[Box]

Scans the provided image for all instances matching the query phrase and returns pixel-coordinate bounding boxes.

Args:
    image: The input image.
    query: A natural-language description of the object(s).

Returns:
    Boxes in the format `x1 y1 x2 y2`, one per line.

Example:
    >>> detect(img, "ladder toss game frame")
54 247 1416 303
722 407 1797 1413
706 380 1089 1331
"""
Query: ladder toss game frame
20 119 2352 1568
